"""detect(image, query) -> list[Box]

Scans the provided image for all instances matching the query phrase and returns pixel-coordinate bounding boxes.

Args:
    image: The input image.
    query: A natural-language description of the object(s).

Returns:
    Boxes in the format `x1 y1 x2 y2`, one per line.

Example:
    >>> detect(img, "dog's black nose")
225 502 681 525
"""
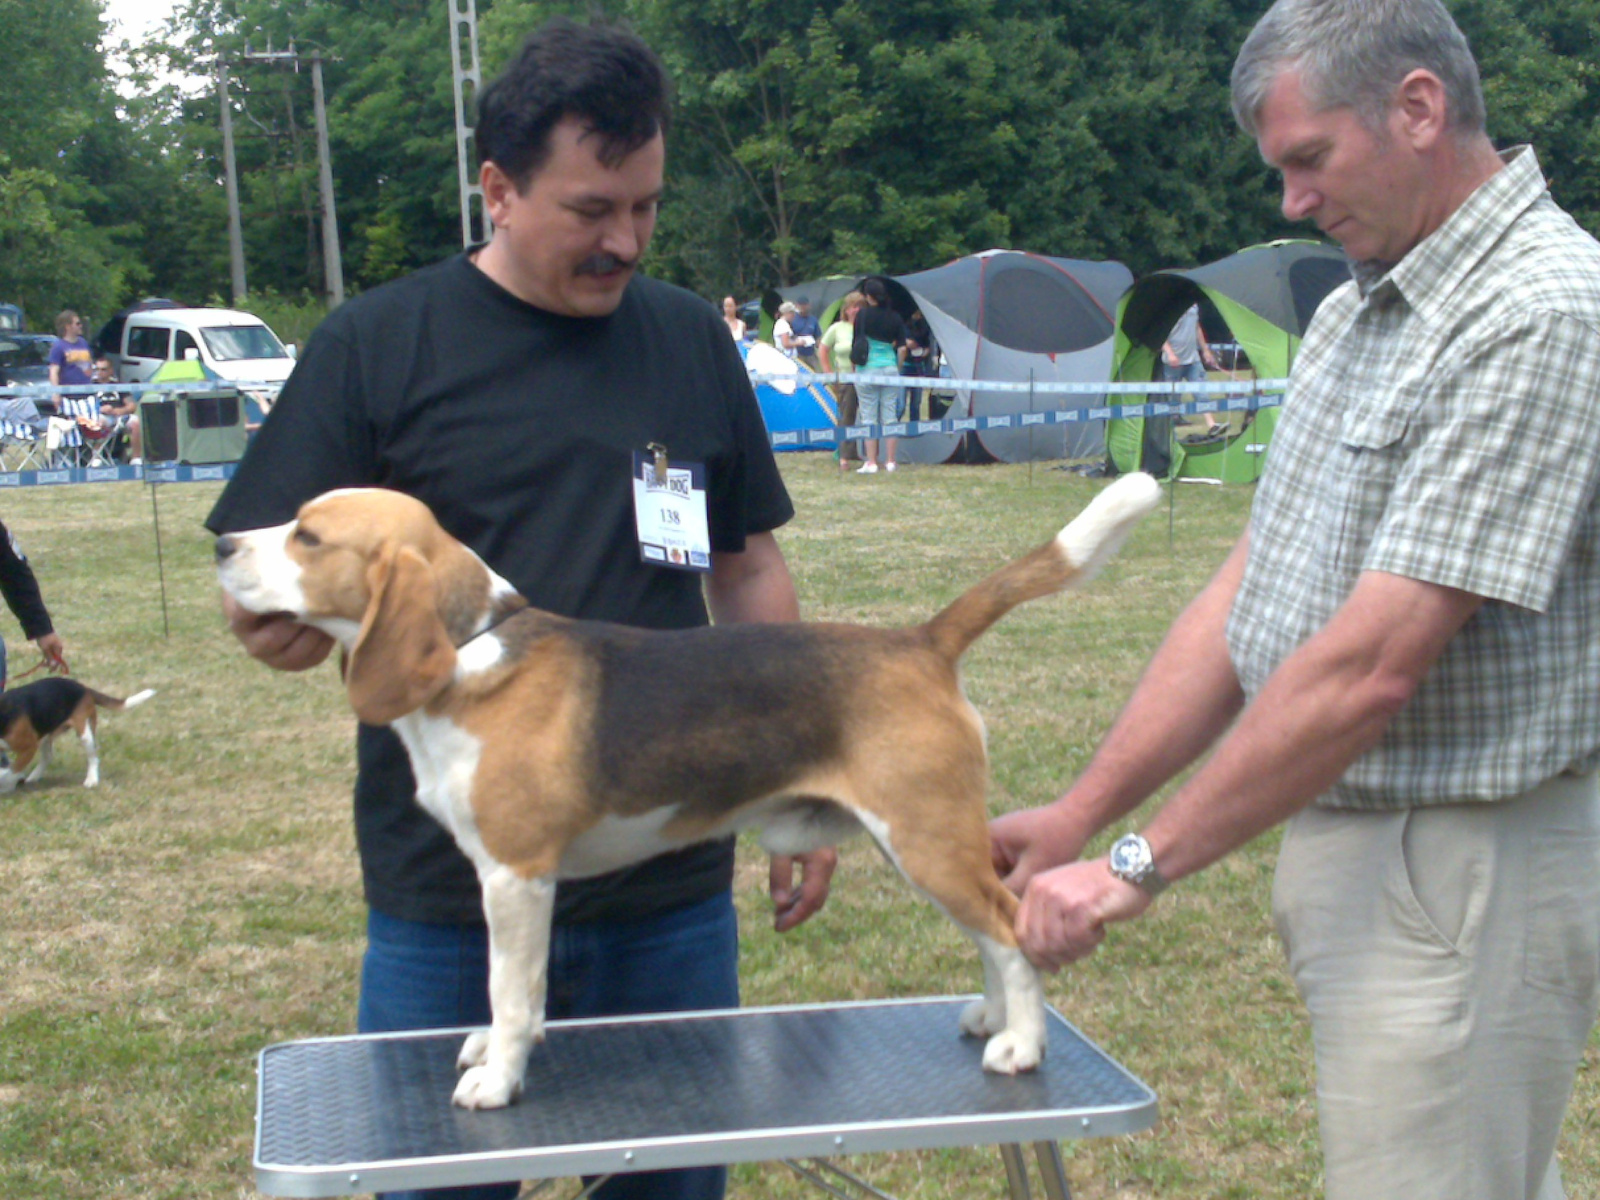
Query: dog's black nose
215 535 237 561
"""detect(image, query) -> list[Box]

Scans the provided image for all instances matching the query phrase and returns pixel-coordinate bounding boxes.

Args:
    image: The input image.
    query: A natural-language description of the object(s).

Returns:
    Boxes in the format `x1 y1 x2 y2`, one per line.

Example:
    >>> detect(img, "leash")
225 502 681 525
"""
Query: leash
11 652 69 682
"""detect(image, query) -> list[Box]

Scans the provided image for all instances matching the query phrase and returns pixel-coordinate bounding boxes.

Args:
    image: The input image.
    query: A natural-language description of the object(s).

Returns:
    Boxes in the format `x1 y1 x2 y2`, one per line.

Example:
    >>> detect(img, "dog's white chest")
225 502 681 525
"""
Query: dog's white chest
391 712 488 860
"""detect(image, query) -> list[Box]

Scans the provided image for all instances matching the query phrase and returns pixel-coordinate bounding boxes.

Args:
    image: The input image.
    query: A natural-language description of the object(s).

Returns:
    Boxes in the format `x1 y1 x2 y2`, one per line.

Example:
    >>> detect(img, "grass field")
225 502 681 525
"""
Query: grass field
0 455 1596 1199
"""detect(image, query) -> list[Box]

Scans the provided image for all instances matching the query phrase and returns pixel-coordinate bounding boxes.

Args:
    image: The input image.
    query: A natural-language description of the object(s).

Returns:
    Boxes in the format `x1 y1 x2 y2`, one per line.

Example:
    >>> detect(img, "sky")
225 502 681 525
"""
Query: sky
100 0 204 95
101 0 178 41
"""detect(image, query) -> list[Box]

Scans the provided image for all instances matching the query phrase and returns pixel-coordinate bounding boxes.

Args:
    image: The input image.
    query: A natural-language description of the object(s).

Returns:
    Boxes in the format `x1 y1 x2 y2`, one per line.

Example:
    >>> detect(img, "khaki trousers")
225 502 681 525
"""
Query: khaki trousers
1273 772 1600 1200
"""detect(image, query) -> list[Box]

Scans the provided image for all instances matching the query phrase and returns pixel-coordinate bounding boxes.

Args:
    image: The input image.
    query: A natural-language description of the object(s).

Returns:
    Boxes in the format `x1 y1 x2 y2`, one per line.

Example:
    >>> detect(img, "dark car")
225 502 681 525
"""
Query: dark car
0 333 55 387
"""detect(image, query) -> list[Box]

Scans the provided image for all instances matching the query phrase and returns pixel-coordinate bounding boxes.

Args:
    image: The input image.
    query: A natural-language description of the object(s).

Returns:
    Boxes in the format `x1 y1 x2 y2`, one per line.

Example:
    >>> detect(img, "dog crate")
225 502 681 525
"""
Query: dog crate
139 388 248 464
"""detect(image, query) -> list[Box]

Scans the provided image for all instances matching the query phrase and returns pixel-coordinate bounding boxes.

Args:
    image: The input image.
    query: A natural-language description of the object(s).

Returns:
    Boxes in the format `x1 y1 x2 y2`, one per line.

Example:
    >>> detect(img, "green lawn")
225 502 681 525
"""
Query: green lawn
0 457 1594 1198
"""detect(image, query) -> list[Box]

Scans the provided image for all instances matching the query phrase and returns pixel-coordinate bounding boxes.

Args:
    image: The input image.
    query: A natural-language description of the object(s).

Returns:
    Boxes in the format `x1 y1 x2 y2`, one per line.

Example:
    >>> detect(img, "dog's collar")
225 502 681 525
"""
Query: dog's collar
455 597 528 650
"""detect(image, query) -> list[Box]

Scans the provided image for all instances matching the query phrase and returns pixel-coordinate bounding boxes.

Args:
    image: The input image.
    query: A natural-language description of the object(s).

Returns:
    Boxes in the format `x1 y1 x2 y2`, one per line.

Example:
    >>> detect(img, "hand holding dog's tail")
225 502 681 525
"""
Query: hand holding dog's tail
925 474 1162 662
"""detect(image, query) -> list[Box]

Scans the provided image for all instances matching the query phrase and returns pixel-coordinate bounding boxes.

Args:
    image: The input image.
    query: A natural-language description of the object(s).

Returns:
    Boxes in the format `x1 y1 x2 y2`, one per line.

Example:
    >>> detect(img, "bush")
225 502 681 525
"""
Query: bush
206 288 333 351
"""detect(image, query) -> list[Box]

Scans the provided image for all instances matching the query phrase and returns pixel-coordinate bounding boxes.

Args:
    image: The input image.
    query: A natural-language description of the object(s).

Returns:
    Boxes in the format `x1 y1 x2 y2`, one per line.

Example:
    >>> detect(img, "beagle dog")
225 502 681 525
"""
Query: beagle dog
0 676 155 792
214 475 1160 1109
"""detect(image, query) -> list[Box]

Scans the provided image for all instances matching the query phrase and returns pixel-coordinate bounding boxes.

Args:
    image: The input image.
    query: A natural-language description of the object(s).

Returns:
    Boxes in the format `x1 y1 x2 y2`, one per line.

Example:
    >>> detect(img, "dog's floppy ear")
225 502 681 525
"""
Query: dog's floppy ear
345 543 457 726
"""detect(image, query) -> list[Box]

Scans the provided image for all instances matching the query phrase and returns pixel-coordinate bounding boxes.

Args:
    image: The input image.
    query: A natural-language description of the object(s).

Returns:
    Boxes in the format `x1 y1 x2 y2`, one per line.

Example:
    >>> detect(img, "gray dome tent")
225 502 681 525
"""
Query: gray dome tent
892 251 1132 464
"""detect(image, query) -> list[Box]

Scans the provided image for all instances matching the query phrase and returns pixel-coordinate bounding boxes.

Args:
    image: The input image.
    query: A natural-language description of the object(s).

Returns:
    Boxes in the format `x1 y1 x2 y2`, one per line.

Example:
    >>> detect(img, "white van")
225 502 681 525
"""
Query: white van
106 308 295 403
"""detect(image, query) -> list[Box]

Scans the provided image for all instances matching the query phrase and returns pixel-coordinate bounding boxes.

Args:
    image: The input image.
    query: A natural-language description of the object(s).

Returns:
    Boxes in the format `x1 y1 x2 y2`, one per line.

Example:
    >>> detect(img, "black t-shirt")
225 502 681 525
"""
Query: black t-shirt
206 253 794 925
0 519 52 640
851 305 909 365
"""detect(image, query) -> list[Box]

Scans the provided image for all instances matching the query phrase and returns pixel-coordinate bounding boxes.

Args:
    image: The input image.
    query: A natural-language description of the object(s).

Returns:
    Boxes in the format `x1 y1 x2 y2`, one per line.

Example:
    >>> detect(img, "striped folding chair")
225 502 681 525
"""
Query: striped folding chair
0 395 49 470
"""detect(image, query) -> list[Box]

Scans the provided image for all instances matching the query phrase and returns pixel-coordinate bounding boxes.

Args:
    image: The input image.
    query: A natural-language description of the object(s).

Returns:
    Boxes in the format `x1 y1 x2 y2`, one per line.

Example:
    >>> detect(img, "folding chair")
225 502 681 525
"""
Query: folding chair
0 394 50 470
46 394 117 467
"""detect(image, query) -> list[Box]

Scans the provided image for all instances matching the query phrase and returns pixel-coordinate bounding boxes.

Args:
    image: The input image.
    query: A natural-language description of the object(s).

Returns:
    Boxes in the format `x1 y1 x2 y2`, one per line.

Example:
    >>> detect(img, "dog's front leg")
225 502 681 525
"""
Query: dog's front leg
24 734 53 784
453 866 555 1110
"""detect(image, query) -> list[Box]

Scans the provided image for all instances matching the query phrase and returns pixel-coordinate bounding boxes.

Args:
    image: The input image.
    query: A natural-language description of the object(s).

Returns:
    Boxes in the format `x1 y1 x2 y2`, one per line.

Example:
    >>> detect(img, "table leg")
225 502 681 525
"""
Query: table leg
1033 1141 1072 1200
1000 1144 1033 1200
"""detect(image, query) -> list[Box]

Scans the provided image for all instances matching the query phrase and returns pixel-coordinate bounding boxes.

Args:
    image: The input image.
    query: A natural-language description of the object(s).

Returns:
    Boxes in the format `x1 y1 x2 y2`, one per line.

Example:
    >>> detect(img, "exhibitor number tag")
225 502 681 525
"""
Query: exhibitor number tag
631 448 711 572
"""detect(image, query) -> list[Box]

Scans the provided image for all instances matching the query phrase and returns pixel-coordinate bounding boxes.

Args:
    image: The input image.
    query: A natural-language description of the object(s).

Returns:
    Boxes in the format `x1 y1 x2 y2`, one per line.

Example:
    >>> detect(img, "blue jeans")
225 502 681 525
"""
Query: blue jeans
1162 358 1207 386
360 892 740 1200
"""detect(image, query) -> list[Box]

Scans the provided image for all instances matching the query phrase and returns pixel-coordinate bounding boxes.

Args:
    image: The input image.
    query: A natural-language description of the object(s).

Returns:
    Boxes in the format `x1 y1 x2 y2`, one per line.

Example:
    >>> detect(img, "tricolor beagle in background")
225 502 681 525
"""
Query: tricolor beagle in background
0 677 155 792
215 475 1160 1110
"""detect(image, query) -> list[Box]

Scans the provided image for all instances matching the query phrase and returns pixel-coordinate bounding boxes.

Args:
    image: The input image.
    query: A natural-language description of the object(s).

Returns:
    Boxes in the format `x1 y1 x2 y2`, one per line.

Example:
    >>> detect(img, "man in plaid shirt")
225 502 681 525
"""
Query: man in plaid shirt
990 1 1600 1197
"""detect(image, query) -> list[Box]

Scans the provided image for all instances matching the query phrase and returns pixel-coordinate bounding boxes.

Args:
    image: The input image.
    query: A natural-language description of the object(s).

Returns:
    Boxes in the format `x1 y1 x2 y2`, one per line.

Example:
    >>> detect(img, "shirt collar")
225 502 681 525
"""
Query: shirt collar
1350 146 1547 314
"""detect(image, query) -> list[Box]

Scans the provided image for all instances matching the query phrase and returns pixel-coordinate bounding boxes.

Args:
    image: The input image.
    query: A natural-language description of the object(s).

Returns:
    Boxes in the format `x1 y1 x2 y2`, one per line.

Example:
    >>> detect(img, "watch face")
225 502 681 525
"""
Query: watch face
1110 835 1150 877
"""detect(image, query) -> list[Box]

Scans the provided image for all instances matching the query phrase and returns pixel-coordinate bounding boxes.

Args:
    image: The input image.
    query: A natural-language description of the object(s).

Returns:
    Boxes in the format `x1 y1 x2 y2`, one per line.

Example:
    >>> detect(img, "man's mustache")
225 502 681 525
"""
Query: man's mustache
576 253 635 276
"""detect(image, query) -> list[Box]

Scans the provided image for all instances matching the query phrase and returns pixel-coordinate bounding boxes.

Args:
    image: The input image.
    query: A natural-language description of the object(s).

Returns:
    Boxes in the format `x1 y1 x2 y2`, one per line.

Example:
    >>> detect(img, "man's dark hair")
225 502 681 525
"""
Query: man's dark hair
476 17 672 187
861 278 889 304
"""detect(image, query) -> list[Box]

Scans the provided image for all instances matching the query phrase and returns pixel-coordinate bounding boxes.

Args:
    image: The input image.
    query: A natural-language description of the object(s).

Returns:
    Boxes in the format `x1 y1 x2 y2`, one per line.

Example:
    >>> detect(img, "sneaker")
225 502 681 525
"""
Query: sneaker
856 462 878 474
884 462 897 472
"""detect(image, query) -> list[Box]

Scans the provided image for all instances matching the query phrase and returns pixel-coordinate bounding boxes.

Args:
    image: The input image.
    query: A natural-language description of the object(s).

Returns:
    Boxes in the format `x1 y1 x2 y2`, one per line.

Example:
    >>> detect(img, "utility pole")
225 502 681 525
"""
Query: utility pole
447 0 485 246
310 54 345 306
239 41 346 310
216 60 247 304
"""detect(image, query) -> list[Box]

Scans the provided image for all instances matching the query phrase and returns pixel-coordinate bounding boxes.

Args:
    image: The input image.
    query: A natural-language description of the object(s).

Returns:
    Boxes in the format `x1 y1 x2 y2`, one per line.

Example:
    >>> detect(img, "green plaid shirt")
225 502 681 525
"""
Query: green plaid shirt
1227 147 1600 809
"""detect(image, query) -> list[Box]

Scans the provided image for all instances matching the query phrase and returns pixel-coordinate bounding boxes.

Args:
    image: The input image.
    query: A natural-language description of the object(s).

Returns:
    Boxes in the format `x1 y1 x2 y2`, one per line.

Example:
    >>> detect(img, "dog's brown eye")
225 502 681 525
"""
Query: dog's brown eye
293 529 322 548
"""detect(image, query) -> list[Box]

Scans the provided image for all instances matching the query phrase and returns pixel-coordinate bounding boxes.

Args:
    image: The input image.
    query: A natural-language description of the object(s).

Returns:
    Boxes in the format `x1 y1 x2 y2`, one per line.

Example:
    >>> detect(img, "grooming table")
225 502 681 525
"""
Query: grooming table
255 996 1157 1199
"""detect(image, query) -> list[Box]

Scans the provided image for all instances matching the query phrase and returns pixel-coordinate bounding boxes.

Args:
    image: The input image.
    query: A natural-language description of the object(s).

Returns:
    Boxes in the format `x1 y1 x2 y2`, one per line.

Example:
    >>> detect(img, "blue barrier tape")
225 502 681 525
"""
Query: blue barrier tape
0 381 1286 485
0 381 284 399
776 389 1284 447
3 374 1291 400
0 462 239 489
755 372 1291 395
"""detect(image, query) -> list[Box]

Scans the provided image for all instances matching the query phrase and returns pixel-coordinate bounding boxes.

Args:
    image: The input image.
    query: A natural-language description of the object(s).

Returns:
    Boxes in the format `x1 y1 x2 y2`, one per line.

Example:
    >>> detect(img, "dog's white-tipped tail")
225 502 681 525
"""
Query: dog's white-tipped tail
923 473 1162 662
123 689 156 709
1054 472 1162 586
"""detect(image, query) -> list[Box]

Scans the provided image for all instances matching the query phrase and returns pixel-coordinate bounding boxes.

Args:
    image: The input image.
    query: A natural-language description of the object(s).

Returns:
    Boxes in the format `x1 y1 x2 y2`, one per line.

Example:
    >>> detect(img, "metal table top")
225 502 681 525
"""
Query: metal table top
255 996 1157 1197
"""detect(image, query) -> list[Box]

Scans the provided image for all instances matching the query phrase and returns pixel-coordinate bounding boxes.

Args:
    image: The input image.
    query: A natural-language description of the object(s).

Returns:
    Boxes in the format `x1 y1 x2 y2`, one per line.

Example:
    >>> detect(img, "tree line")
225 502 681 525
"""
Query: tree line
3 0 1596 329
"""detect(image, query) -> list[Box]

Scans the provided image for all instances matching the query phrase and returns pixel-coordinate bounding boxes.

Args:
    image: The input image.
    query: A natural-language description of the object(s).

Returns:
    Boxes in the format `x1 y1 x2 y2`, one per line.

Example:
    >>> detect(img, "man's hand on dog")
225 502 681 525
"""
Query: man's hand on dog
222 592 335 672
769 849 837 932
1013 859 1150 972
989 806 1093 895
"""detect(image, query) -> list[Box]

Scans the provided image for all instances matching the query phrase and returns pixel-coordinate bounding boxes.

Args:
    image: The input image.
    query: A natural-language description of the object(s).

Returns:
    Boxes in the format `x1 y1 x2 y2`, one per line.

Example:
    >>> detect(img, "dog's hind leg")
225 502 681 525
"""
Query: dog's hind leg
851 779 1046 1074
453 866 555 1110
71 708 100 788
78 724 100 788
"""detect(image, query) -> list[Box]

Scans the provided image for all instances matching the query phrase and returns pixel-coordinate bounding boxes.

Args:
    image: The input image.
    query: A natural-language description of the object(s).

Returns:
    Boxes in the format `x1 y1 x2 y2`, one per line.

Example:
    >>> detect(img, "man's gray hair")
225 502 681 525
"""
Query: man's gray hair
1232 0 1486 138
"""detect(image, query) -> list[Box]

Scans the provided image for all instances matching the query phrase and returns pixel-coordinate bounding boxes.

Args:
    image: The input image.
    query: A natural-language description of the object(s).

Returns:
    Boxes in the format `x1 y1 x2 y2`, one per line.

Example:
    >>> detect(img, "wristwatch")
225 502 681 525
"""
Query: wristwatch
1107 833 1169 897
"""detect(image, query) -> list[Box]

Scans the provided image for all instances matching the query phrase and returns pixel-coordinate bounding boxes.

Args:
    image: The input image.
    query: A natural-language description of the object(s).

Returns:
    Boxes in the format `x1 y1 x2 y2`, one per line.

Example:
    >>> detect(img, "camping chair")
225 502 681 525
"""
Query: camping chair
0 394 50 471
44 394 104 467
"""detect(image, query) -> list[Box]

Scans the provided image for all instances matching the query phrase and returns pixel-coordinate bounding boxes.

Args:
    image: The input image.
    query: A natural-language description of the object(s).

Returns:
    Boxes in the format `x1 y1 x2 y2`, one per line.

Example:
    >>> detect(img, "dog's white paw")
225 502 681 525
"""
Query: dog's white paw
452 1063 523 1109
959 999 1005 1039
456 1030 491 1071
981 1029 1044 1075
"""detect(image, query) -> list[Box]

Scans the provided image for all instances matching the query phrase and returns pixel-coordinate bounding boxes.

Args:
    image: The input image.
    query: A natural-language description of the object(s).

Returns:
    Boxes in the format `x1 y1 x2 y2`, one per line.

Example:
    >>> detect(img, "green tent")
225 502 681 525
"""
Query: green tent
140 357 249 464
1106 240 1350 482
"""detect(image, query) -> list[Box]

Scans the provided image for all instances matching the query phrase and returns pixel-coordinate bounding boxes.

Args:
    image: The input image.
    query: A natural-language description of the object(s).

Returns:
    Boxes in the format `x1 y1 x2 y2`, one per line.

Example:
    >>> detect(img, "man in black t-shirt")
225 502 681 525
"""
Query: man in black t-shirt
208 20 835 1200
0 518 66 689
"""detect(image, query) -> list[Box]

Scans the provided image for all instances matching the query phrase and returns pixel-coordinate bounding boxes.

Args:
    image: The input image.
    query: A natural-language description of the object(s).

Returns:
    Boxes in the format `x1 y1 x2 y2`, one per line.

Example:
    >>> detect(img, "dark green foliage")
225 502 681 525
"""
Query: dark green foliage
2 0 1596 322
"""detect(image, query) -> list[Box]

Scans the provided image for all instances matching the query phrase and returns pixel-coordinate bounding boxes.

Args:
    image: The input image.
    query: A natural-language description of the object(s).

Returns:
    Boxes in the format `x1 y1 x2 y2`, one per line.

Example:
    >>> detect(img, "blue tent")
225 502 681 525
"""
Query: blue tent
742 341 838 451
